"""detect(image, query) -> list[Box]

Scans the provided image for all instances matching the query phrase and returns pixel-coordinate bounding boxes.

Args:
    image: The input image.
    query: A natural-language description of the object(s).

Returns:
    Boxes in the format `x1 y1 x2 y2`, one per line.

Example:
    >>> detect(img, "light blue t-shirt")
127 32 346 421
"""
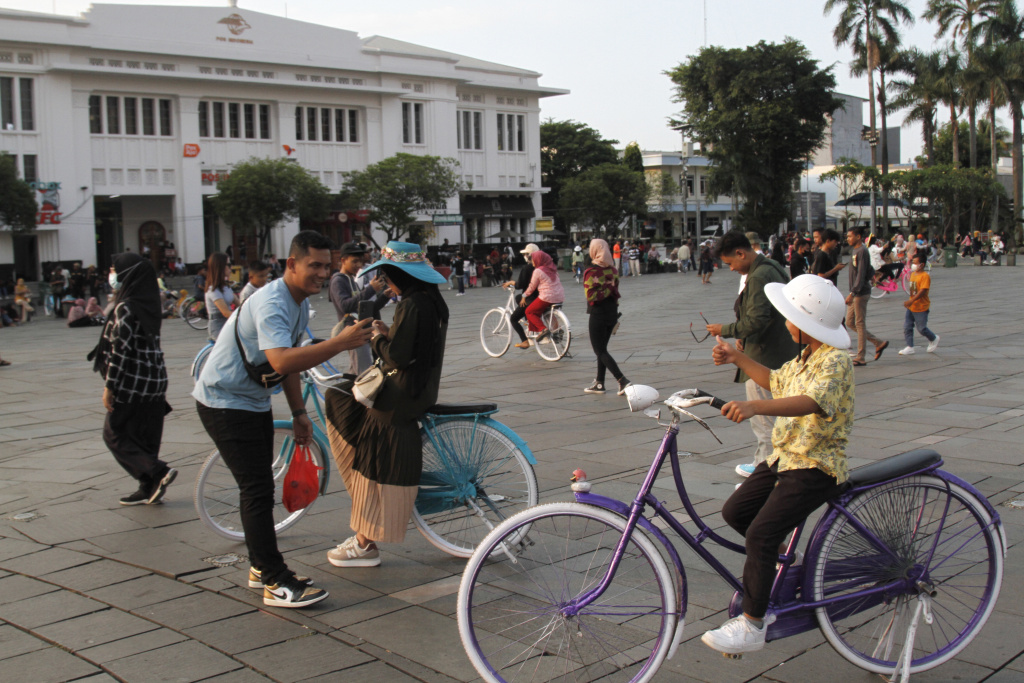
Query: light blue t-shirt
193 277 309 412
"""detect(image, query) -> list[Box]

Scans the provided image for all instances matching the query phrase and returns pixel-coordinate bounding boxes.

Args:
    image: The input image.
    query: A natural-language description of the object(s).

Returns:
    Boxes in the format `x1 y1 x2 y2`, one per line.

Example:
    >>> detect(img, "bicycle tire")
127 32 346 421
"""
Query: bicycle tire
870 285 888 299
534 308 571 361
480 308 512 358
184 299 208 330
194 425 328 542
458 502 677 683
413 419 537 558
809 475 1002 675
191 342 214 384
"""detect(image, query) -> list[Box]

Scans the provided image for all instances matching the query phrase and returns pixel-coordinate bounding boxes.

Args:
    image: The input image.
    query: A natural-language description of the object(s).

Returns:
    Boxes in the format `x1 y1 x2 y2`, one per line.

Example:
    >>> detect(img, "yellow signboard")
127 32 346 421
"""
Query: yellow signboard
535 217 555 232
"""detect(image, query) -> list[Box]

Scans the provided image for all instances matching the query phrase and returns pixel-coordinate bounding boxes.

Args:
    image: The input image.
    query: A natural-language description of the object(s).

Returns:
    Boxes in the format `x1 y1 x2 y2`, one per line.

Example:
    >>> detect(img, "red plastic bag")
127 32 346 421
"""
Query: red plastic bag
283 444 322 513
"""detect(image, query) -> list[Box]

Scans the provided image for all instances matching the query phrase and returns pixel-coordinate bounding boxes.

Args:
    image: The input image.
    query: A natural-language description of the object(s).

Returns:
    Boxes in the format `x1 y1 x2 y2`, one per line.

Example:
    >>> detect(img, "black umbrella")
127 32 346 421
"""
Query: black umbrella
487 229 521 239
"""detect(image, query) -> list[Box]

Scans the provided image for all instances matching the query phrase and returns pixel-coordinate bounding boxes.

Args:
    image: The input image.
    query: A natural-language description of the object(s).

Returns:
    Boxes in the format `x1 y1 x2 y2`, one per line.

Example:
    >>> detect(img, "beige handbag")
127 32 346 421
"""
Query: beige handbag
352 359 396 407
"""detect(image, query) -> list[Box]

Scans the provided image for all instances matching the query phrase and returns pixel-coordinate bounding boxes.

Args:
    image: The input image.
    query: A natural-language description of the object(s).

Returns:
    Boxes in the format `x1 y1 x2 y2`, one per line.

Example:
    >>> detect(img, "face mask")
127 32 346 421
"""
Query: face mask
109 272 120 290
911 263 921 272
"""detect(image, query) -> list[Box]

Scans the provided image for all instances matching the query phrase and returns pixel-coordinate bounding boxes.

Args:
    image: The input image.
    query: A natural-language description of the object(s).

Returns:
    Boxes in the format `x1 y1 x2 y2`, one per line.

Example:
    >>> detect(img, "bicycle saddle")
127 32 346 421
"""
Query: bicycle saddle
845 449 942 488
426 403 498 416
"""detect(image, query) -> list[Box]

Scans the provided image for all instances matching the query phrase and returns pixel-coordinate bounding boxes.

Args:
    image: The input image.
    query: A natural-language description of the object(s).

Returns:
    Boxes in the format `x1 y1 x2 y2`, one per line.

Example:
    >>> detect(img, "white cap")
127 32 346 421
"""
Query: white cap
520 243 539 256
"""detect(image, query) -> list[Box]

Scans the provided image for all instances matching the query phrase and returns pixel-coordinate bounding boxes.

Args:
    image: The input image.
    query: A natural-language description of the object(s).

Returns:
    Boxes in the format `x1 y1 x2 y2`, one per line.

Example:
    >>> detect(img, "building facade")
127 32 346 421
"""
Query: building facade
642 142 739 241
0 5 566 279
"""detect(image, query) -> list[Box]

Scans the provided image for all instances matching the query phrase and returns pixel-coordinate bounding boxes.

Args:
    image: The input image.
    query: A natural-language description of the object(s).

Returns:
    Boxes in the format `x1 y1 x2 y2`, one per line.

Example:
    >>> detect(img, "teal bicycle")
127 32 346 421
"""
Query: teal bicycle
193 348 538 558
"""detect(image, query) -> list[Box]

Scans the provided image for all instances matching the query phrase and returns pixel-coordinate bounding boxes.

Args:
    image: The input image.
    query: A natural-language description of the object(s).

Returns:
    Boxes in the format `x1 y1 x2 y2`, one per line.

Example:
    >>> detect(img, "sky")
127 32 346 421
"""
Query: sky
4 0 978 162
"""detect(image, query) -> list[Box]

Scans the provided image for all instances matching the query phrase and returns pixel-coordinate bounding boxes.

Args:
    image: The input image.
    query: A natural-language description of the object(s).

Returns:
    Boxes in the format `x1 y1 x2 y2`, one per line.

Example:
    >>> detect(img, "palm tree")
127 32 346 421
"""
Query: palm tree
976 0 1024 255
889 49 944 164
970 43 1010 231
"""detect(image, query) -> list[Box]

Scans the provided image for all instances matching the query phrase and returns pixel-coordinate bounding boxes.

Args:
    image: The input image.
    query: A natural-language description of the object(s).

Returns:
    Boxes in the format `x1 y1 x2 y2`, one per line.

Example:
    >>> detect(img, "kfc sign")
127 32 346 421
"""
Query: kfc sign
31 180 62 225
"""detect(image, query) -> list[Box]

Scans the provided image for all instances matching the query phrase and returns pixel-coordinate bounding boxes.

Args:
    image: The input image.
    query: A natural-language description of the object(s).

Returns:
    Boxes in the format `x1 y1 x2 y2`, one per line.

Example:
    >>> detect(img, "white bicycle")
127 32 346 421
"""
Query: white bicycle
480 286 571 361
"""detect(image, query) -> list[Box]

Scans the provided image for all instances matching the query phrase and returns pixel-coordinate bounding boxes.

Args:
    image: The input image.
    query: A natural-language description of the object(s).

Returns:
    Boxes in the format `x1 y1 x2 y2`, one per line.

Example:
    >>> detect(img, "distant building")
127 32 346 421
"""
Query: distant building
813 92 900 166
0 5 566 279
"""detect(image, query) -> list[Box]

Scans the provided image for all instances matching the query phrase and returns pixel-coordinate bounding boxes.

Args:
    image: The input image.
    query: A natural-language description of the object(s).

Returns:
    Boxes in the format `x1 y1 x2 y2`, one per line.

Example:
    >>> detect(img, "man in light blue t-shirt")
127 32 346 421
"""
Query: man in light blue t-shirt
194 231 372 609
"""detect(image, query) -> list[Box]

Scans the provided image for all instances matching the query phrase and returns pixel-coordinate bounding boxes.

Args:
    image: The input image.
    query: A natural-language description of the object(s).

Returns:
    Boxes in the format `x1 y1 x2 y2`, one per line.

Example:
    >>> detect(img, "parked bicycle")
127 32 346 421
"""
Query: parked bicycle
480 285 571 361
180 294 208 330
457 385 1005 683
194 344 539 558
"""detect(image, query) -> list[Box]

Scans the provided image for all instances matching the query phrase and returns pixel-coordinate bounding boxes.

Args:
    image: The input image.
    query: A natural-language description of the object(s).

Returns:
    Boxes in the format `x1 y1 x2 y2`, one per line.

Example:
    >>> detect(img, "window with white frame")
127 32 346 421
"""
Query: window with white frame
89 94 173 136
0 77 34 131
457 110 482 150
699 176 708 196
496 113 525 152
294 105 360 143
402 102 424 144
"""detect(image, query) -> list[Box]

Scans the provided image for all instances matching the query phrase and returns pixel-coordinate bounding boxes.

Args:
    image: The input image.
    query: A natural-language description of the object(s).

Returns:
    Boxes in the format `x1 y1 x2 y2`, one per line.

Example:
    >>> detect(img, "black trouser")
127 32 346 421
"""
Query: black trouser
722 461 842 618
509 294 536 342
197 402 289 585
103 401 170 491
588 306 623 385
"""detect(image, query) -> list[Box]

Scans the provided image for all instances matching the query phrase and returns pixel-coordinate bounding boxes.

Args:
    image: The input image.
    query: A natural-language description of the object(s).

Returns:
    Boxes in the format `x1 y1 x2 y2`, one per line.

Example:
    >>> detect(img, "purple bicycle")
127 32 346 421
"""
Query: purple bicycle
457 386 1005 683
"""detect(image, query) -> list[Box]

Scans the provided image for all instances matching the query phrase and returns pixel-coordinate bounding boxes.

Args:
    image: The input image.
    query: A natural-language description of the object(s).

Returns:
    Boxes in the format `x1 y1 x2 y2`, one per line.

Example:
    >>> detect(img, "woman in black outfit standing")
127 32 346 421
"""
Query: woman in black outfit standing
583 239 631 396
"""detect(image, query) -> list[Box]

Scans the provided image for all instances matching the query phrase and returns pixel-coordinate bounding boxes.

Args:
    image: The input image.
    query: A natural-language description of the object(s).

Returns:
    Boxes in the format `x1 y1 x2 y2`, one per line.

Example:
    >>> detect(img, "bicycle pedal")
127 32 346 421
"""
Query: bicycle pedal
722 652 743 660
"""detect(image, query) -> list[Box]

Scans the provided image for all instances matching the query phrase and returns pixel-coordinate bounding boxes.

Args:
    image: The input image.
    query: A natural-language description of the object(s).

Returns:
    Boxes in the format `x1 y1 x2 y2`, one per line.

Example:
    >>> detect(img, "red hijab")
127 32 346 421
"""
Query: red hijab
531 250 557 280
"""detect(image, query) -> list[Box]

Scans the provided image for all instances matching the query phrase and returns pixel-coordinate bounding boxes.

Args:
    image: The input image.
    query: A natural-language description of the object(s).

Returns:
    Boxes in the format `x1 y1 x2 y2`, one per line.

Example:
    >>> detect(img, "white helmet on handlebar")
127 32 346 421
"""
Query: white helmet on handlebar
764 274 850 349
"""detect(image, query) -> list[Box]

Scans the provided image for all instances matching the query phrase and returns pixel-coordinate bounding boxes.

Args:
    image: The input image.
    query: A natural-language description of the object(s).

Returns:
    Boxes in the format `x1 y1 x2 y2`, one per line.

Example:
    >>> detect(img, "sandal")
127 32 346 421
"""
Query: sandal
874 341 889 361
852 360 867 367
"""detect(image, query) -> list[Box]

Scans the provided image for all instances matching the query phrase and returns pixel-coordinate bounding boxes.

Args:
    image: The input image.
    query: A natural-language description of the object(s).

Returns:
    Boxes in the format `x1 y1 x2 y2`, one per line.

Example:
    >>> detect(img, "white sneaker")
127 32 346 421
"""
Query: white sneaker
898 346 916 356
701 614 775 654
927 335 940 353
328 536 381 567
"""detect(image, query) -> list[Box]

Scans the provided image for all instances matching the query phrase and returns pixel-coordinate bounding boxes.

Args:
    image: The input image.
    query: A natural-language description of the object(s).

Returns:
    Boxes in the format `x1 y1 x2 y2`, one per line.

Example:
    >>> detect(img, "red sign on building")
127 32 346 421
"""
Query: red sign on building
184 144 201 157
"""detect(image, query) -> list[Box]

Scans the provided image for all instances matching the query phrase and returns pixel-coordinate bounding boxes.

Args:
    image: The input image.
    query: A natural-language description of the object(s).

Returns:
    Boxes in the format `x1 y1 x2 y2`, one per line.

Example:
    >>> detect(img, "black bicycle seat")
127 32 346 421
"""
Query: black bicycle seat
846 449 942 488
426 403 498 416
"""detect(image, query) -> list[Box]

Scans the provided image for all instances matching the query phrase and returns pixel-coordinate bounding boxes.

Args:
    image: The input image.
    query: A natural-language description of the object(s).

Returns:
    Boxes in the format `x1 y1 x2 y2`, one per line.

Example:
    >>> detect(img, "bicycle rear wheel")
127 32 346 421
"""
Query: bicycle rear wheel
458 503 677 683
870 285 888 299
809 475 1002 674
194 426 328 541
191 342 215 384
413 419 537 558
534 308 571 361
184 299 208 330
480 308 512 358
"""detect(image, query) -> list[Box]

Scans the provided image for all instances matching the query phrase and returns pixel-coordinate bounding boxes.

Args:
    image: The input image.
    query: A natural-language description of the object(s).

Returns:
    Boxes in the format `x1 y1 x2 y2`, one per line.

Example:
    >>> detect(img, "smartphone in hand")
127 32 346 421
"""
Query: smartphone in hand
357 299 375 321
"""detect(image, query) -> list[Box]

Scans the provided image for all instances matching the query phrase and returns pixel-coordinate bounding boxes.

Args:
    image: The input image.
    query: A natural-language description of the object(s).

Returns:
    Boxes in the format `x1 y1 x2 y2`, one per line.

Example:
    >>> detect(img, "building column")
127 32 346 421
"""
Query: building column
178 96 204 265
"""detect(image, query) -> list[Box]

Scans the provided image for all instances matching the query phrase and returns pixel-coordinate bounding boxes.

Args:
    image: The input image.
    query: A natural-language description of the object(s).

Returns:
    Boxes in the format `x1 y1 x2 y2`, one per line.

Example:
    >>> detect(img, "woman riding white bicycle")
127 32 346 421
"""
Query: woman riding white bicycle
501 243 538 350
522 249 564 345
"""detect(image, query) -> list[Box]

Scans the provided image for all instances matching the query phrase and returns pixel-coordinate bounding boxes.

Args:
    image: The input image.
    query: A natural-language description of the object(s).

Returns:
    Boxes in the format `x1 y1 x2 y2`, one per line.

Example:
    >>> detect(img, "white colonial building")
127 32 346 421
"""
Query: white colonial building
0 4 566 279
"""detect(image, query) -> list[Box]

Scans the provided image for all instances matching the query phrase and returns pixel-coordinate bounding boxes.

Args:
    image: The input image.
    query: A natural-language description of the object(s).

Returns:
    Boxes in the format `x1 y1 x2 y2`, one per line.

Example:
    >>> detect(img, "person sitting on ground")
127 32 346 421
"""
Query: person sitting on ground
702 273 853 655
14 278 34 322
85 297 105 323
522 249 565 342
67 299 92 327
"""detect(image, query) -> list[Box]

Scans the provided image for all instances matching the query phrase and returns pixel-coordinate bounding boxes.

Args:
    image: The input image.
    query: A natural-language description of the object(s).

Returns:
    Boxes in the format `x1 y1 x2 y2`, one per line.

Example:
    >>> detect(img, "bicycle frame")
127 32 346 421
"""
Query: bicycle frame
565 417 973 643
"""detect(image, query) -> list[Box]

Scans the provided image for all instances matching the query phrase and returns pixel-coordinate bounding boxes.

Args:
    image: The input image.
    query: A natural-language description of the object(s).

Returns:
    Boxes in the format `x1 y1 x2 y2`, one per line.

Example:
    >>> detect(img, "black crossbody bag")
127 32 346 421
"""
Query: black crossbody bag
234 299 289 389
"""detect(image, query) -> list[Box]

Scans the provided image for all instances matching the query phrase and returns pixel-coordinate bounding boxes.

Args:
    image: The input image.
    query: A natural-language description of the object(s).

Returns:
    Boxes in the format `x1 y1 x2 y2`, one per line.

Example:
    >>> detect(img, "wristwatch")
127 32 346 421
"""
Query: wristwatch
291 408 307 417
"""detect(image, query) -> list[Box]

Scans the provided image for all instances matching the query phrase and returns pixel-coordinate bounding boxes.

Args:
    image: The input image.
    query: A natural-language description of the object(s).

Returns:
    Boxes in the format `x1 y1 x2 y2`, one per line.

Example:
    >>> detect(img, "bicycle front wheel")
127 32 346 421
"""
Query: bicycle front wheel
809 475 1002 675
535 308 571 361
194 427 328 542
191 342 214 385
870 285 888 299
184 300 208 330
413 419 537 558
458 503 677 683
480 308 512 358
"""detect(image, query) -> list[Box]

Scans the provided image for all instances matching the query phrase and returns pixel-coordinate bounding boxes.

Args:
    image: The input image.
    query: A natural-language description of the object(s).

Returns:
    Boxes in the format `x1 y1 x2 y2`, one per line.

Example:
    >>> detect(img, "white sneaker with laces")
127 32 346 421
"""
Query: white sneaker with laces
927 335 940 353
701 614 775 654
328 536 381 567
898 346 916 356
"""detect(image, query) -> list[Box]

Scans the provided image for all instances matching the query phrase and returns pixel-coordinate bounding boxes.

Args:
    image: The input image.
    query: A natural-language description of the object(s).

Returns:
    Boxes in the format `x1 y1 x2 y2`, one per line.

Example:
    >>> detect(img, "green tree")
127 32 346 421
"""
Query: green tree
341 153 462 244
623 142 644 173
540 119 619 231
0 153 38 232
559 163 648 235
820 159 878 232
890 49 945 163
932 119 1009 166
213 157 332 257
667 39 842 235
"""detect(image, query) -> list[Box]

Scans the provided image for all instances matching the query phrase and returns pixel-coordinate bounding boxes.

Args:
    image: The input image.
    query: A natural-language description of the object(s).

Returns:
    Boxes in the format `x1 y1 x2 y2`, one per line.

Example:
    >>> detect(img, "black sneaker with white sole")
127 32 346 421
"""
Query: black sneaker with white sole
583 381 606 394
147 467 178 504
617 378 632 396
119 488 151 506
248 567 314 589
263 577 328 608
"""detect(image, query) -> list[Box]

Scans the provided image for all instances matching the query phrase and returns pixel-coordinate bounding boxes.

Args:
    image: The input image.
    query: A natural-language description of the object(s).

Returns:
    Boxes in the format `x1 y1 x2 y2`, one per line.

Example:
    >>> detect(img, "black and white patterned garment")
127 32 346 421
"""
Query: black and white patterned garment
103 302 168 403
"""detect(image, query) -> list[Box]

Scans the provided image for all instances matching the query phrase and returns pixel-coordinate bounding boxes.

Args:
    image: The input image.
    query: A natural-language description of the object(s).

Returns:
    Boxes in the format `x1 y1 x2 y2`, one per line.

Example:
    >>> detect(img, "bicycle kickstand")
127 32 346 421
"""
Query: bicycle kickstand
467 498 531 564
888 592 933 683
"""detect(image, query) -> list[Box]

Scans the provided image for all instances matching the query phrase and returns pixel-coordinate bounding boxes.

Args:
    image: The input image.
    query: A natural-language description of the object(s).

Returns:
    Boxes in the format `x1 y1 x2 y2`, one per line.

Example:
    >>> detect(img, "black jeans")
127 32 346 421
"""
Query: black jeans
103 400 170 491
509 294 535 342
196 402 289 585
722 461 842 617
588 306 623 385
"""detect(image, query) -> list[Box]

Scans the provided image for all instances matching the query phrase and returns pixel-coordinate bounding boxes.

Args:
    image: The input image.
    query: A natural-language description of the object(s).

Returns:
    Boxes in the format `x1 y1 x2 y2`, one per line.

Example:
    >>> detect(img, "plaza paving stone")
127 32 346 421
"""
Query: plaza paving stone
0 261 1022 681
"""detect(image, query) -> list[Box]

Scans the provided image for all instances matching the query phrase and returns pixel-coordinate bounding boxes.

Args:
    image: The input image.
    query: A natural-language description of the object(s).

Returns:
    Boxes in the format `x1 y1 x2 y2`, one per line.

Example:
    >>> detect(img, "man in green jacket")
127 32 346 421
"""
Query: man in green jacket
706 231 799 478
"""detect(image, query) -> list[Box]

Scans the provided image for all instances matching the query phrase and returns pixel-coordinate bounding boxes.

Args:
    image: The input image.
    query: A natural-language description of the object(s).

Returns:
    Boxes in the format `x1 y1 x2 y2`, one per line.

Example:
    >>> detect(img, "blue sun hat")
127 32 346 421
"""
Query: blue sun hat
357 241 447 284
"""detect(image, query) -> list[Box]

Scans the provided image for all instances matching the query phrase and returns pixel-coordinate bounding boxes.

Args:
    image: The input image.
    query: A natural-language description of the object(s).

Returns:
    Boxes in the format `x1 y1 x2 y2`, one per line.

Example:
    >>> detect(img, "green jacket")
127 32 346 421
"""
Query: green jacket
720 254 799 383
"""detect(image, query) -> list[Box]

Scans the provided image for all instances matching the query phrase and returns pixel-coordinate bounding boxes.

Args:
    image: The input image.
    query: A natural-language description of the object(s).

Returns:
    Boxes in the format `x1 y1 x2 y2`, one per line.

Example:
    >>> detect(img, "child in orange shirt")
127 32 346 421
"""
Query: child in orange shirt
898 252 940 355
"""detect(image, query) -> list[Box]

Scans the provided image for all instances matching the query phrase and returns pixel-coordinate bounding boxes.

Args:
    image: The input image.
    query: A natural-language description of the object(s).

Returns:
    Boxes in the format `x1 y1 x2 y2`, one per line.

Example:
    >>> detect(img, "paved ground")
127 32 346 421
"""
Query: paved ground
0 260 1022 683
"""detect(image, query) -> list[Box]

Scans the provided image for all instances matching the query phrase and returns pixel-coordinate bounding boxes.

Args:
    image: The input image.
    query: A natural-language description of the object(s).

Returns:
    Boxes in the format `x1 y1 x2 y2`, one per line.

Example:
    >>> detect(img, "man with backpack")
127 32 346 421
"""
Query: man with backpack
705 231 799 479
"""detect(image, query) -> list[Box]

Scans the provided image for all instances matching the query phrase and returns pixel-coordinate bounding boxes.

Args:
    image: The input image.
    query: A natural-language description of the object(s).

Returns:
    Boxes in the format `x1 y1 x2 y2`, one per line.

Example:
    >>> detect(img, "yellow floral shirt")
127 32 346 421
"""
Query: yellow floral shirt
767 344 854 483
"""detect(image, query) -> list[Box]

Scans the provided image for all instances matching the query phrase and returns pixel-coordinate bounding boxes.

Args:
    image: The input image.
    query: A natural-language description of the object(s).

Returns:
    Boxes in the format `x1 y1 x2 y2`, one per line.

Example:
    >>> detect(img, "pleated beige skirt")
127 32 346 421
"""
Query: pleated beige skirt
325 418 418 543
